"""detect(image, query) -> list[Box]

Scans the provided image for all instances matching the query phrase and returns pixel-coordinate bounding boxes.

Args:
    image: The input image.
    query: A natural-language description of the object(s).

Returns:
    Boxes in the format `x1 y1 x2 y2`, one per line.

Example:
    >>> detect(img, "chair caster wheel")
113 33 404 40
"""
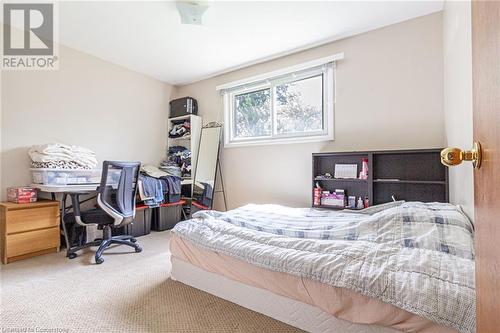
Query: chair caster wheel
135 246 142 253
130 238 137 243
68 253 77 259
95 257 104 264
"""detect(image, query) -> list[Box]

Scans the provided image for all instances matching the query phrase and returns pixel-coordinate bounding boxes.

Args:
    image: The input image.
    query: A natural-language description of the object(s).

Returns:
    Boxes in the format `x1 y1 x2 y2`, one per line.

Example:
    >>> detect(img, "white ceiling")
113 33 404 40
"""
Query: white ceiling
59 1 443 85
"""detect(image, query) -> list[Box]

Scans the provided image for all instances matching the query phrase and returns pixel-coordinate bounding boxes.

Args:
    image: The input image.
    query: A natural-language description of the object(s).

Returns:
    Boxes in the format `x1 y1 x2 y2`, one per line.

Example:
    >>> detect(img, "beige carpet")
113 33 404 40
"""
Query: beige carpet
0 231 302 333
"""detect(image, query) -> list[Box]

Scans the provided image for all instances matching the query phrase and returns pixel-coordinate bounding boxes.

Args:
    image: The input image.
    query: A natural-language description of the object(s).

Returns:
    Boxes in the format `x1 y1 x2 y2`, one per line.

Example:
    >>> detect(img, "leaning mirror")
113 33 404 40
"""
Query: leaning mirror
191 124 222 212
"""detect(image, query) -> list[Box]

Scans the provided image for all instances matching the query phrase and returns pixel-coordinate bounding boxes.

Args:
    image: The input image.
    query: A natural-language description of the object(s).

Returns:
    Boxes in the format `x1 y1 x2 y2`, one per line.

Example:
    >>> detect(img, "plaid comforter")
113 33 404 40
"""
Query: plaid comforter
173 201 475 333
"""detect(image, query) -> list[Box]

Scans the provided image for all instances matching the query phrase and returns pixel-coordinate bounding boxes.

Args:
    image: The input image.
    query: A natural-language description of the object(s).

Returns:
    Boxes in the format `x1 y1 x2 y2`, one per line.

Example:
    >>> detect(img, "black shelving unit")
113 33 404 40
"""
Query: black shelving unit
312 149 448 209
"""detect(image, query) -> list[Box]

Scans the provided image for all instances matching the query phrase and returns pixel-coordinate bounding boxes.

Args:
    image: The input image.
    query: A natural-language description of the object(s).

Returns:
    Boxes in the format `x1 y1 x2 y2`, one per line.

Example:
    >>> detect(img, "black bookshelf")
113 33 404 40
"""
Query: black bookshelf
312 149 449 209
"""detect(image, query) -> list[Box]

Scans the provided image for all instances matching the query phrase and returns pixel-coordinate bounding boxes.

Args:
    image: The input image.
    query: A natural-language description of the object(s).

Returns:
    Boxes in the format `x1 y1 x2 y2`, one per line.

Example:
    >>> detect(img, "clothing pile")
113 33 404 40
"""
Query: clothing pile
159 146 191 178
138 165 181 207
169 120 190 138
159 160 182 178
29 143 98 169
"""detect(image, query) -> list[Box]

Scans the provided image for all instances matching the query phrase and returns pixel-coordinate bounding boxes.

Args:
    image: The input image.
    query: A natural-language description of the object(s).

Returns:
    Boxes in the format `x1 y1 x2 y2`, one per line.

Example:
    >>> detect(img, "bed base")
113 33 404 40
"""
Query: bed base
170 257 401 333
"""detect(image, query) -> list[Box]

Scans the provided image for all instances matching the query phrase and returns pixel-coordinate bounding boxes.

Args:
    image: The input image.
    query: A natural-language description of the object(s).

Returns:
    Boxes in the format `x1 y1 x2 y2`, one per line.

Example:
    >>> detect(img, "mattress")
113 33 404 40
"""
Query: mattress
170 234 457 333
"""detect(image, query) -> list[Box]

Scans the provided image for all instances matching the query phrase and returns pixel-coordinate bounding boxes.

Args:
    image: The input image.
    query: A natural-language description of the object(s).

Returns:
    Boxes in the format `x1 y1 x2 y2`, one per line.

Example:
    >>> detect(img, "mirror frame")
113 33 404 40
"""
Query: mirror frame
190 122 222 213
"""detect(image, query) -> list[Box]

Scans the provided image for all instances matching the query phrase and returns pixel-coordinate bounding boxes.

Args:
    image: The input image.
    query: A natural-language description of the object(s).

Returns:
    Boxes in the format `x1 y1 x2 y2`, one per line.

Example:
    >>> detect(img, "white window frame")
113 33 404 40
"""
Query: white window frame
218 53 343 148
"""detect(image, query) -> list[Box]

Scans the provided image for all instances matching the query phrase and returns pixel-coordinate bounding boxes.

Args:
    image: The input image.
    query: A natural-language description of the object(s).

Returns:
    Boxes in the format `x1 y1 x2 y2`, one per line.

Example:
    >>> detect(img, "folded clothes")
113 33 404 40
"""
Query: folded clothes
169 121 191 138
141 164 170 178
29 143 98 169
32 143 94 156
31 161 93 170
168 146 189 154
162 146 191 178
159 165 182 178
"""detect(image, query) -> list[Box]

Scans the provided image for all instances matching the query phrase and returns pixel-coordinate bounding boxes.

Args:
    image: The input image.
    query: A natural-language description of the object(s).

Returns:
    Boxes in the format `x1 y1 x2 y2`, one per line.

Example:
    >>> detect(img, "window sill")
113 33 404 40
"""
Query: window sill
224 133 334 148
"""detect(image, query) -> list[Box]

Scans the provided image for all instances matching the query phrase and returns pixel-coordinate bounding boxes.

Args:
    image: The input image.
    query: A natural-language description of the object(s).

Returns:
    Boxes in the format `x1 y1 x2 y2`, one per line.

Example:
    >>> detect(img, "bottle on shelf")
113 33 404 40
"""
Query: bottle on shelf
359 158 369 179
357 197 364 209
313 182 322 206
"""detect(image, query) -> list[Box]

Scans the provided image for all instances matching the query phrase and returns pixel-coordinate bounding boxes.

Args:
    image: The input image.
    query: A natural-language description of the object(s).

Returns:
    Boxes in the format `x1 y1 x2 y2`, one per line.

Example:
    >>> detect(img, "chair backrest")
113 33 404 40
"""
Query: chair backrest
97 161 141 227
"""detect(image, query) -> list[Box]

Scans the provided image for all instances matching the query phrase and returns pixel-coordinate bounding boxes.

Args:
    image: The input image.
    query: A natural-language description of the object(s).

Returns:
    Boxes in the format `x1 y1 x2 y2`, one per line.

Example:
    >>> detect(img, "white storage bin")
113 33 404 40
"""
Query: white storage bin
31 168 102 185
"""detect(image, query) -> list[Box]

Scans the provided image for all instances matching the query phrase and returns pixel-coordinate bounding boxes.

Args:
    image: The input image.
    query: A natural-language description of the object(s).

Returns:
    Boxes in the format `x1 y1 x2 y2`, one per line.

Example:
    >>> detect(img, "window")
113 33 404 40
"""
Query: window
219 54 342 147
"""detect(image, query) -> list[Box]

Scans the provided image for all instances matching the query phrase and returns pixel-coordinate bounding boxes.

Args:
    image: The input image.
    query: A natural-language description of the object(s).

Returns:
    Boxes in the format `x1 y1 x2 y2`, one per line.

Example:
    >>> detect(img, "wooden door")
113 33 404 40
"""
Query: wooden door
472 1 500 332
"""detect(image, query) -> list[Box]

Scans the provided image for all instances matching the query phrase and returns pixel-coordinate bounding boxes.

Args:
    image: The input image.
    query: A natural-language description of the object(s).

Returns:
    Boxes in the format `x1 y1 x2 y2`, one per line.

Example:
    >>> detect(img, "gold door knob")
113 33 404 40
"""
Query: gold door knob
440 142 482 169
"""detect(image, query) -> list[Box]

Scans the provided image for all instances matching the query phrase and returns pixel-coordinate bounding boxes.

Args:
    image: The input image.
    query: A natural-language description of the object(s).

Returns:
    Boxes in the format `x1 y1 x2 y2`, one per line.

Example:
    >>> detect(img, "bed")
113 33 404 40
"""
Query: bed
170 201 475 333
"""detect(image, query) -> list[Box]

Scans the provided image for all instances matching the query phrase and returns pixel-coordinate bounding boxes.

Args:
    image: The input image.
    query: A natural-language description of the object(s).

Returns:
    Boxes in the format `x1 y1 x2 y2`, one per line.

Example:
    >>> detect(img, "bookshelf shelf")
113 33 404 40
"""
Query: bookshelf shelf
312 149 448 209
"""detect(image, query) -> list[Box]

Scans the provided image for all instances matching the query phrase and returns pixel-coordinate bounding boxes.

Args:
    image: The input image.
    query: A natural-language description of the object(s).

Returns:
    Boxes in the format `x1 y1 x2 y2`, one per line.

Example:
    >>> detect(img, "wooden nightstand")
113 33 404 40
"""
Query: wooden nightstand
0 200 60 264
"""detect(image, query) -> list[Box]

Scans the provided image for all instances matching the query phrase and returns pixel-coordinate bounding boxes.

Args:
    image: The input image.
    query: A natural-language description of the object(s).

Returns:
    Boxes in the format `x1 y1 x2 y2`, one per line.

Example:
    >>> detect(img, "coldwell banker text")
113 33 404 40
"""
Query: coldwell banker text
2 2 59 70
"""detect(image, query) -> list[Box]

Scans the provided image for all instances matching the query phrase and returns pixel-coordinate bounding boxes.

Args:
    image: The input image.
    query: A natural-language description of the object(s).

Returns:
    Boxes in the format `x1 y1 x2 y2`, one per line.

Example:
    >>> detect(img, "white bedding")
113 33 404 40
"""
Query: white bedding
172 202 475 333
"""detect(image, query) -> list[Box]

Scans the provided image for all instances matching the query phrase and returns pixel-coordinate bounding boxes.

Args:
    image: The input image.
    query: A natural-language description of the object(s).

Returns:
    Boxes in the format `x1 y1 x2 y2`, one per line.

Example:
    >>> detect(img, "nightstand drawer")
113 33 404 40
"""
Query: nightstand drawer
6 206 59 234
6 227 60 258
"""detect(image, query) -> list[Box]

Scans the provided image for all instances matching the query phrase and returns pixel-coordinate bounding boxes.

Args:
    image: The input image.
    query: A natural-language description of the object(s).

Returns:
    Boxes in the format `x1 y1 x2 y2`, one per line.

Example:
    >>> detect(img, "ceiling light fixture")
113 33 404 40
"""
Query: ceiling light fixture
176 0 209 25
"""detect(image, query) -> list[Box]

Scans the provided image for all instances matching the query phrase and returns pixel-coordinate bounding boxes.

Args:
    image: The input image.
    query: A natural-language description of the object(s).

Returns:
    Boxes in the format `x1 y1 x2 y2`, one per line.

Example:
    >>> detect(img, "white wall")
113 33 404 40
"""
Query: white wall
176 13 445 210
443 1 474 219
1 45 176 200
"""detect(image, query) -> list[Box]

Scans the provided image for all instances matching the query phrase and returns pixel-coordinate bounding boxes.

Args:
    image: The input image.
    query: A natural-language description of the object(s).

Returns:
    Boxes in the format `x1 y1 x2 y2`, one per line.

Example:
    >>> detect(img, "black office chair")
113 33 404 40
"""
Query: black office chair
64 161 142 264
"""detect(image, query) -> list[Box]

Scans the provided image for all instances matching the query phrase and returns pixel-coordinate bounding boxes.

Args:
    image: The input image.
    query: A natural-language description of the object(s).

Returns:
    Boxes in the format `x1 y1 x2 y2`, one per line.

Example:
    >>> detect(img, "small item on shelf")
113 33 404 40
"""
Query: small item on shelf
347 196 356 209
357 197 364 209
321 190 344 208
313 182 322 206
321 192 344 208
364 197 370 208
169 97 198 118
315 173 333 180
359 158 369 179
335 189 347 207
7 187 37 204
334 164 358 179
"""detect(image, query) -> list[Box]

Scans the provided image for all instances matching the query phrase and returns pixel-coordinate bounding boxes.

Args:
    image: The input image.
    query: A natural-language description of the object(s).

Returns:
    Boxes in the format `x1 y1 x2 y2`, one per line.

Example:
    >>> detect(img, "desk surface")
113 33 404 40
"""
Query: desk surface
31 184 99 193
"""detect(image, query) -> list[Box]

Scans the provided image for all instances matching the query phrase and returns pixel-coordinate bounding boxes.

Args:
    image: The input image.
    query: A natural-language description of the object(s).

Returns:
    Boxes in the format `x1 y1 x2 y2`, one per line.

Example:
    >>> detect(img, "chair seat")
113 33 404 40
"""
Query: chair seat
65 208 115 225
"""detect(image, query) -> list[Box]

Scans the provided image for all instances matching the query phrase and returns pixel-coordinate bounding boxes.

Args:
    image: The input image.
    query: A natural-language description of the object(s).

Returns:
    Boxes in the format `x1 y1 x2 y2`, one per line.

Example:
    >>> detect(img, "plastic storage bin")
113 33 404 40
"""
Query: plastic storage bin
31 168 122 186
152 201 184 231
112 205 152 237
31 168 102 185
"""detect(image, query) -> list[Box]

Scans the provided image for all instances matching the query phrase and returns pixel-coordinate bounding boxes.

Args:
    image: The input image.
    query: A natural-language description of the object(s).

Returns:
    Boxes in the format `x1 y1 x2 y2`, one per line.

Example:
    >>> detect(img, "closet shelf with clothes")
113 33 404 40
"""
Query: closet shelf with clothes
166 114 202 187
169 120 191 139
159 146 191 179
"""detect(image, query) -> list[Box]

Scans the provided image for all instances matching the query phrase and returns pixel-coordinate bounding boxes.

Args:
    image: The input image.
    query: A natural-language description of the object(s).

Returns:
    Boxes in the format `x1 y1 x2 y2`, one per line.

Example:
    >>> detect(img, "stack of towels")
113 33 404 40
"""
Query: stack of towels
29 143 98 170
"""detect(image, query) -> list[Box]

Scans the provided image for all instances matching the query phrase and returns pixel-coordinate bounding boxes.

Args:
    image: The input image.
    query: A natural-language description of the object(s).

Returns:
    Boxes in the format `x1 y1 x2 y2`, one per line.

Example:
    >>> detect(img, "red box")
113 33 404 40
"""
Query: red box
7 187 38 204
